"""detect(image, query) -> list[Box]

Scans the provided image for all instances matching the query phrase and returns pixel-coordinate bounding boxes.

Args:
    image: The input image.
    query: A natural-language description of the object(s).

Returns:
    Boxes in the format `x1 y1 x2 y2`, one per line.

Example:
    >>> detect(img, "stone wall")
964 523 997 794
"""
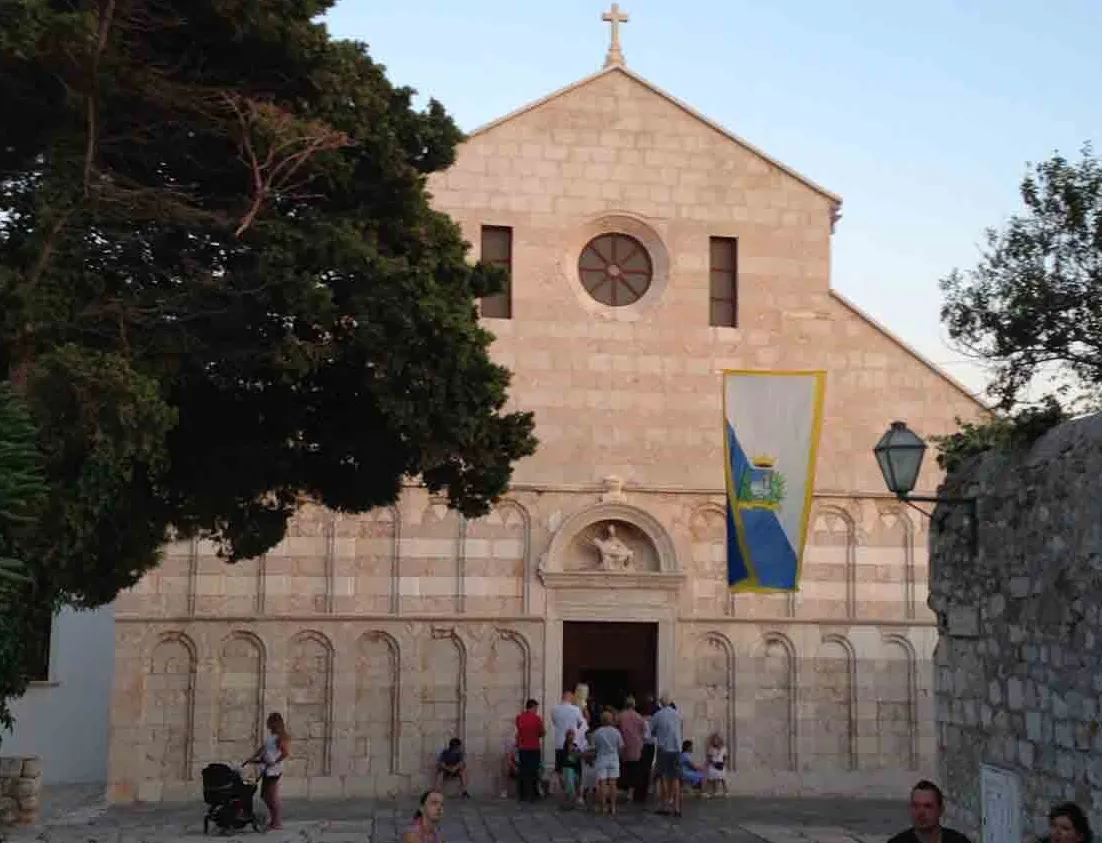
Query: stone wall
930 414 1102 838
0 756 42 827
108 485 937 801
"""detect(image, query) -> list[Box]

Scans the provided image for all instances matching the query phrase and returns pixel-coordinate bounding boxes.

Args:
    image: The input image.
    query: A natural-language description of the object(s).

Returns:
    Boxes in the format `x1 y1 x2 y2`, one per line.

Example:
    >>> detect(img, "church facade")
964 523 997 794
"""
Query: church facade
103 28 982 802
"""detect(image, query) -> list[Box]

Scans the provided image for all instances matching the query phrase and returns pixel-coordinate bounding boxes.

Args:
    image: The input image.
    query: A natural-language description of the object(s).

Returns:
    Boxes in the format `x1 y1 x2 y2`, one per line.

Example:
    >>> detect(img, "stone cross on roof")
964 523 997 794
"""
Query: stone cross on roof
601 3 629 68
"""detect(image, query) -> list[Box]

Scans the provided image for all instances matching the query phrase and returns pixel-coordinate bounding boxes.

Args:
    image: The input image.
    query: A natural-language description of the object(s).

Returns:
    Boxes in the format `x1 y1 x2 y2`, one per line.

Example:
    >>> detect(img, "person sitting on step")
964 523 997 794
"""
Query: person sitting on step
434 738 470 798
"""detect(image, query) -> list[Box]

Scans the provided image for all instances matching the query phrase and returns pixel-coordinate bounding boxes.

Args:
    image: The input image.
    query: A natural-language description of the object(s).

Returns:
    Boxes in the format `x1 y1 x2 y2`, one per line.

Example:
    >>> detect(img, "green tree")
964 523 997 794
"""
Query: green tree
0 0 537 614
0 382 49 738
940 143 1102 411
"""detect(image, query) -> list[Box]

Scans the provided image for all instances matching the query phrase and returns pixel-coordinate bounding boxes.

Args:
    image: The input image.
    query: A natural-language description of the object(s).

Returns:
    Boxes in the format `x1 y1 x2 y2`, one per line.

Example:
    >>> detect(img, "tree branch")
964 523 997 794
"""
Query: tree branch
84 0 117 196
220 94 351 238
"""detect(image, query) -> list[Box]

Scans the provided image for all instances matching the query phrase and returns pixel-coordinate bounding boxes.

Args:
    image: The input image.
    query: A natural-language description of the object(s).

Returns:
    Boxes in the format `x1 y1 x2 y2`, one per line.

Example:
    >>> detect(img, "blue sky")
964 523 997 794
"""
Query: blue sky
324 1 1101 398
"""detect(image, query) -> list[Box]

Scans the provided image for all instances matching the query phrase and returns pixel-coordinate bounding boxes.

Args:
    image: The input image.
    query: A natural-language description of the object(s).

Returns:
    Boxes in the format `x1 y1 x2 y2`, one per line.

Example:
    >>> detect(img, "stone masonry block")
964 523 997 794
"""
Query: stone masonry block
0 758 20 778
307 776 344 799
20 757 41 779
12 779 36 799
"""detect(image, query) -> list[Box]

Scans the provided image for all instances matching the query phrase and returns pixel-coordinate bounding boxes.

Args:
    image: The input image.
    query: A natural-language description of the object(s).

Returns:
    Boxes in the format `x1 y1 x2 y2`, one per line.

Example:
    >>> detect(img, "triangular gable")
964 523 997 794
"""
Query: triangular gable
466 64 842 212
829 291 990 412
464 65 985 412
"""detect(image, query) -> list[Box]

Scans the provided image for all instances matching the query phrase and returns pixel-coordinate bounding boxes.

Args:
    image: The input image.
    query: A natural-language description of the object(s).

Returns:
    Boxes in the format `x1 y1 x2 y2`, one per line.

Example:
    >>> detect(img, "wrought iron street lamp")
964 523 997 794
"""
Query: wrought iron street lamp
874 421 977 552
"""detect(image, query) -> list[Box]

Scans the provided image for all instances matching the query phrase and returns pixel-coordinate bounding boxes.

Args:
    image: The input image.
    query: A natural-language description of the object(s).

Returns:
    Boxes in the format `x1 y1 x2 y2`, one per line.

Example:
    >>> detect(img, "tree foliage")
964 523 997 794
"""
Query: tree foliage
0 382 49 739
930 396 1067 475
0 0 537 610
940 143 1102 411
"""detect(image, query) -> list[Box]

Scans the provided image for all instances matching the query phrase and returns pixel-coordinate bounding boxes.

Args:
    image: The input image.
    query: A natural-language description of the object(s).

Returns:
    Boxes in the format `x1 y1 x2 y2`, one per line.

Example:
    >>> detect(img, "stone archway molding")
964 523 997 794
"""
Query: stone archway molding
538 501 684 590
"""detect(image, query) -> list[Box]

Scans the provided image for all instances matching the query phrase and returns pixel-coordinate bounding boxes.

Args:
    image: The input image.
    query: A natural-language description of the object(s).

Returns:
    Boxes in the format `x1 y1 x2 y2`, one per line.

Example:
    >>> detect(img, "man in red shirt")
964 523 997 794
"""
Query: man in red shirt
514 698 545 803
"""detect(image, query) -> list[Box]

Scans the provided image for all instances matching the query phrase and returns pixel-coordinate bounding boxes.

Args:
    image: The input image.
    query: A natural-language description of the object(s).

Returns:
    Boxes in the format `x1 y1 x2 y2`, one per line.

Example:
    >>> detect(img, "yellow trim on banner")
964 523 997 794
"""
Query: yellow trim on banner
720 368 828 595
795 371 827 588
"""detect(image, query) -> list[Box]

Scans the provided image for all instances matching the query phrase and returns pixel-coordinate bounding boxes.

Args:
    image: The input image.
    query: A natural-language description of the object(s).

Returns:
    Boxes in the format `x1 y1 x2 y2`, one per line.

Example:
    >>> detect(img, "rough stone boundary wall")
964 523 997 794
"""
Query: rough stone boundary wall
0 756 42 827
929 414 1102 839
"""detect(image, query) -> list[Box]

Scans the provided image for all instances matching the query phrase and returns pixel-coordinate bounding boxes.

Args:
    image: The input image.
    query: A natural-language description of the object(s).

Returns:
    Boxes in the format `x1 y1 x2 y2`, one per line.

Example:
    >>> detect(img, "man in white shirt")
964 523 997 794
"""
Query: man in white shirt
549 689 584 796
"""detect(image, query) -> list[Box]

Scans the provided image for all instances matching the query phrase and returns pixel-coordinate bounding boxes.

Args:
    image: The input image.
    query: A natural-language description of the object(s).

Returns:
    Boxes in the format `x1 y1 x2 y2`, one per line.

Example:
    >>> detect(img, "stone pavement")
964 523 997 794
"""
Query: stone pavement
2 794 907 843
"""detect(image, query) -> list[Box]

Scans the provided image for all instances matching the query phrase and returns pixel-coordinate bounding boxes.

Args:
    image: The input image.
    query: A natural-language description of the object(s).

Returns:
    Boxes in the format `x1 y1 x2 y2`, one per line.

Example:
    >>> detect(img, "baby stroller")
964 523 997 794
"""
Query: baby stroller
201 762 263 834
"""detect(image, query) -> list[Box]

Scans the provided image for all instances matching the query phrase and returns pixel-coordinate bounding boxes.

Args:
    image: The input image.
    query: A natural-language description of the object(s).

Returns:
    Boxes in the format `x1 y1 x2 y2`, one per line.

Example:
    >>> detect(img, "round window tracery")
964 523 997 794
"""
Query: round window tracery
577 233 653 307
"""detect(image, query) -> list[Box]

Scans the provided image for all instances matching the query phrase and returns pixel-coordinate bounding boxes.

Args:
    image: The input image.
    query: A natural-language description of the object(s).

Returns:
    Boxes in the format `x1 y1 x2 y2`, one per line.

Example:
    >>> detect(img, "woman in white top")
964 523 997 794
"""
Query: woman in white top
248 712 290 830
591 710 625 815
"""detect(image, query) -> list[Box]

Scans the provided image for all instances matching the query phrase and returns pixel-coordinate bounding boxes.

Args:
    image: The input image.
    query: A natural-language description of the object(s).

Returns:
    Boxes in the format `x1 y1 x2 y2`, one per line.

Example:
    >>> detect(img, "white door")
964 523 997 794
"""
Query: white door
980 764 1021 843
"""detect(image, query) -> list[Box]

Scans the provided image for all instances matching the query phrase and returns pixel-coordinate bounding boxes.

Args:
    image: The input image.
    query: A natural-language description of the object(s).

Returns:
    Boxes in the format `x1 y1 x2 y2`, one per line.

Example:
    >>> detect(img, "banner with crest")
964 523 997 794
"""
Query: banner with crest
723 370 826 592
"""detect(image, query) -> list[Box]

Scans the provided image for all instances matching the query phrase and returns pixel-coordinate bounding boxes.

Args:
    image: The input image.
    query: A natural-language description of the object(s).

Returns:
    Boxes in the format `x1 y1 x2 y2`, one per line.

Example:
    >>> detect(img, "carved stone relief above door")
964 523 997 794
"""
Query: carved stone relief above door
538 502 683 591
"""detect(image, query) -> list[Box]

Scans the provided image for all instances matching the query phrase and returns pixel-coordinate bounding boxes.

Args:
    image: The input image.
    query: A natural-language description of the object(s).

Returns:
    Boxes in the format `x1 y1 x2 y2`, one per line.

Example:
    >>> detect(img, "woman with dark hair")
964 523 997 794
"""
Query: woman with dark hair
404 790 445 843
1046 803 1092 843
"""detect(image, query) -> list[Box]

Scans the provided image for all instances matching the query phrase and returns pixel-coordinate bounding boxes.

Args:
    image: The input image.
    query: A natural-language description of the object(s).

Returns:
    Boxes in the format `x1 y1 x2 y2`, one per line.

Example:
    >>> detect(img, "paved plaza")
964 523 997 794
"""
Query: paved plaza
5 790 908 843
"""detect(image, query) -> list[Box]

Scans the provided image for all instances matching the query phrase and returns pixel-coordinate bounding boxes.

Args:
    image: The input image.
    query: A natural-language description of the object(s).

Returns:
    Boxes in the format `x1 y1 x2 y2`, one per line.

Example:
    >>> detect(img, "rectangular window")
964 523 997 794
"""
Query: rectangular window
479 225 513 319
709 237 738 328
23 605 53 682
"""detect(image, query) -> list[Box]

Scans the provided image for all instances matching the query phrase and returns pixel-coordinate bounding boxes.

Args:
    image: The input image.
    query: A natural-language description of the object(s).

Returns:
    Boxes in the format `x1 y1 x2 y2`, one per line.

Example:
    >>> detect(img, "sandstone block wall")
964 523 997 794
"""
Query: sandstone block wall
930 414 1102 838
0 756 42 827
108 486 938 801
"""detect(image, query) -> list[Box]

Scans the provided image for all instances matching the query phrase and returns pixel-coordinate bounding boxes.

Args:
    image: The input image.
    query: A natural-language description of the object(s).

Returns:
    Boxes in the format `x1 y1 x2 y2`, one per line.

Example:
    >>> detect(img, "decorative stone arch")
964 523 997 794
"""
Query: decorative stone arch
143 631 198 779
380 505 402 615
430 626 468 744
696 631 736 768
542 501 679 574
185 538 199 617
142 628 199 666
881 632 919 770
819 632 857 770
493 627 533 701
496 499 534 614
688 501 726 535
217 630 267 748
220 628 267 663
813 504 858 619
754 631 798 771
874 504 918 620
287 629 335 776
357 630 401 773
689 502 733 616
561 212 671 322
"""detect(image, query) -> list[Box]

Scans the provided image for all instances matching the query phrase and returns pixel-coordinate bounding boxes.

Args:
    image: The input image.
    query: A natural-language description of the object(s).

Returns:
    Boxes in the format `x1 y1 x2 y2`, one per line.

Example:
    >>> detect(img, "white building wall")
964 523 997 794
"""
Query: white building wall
2 604 116 784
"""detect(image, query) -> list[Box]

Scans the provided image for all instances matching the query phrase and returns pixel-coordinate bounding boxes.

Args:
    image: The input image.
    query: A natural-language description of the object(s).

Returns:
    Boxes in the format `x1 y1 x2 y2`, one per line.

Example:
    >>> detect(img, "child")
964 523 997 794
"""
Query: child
560 728 583 808
679 740 705 794
705 732 729 796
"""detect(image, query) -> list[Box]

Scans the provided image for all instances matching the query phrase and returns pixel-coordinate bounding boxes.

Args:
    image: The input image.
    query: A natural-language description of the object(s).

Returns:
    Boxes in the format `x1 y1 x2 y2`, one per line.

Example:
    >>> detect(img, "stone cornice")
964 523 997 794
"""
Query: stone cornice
537 570 686 591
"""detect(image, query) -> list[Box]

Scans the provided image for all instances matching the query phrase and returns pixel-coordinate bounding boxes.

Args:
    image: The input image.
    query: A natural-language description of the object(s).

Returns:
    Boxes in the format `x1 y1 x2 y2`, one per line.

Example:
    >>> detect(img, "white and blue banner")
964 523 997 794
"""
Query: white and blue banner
723 370 826 592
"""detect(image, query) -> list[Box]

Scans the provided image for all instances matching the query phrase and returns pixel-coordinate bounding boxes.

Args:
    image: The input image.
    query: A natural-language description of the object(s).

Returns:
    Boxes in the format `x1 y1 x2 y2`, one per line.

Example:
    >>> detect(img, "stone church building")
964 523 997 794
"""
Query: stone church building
104 13 983 802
